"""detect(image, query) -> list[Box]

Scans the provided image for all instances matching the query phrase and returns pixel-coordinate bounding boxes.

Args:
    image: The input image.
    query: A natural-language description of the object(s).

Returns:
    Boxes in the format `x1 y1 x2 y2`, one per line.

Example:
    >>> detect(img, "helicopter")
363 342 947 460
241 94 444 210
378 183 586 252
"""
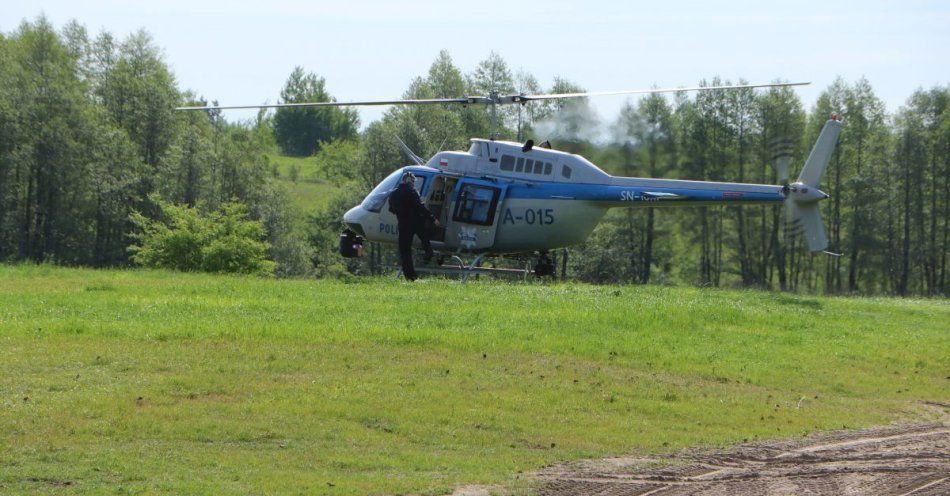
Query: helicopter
178 82 841 280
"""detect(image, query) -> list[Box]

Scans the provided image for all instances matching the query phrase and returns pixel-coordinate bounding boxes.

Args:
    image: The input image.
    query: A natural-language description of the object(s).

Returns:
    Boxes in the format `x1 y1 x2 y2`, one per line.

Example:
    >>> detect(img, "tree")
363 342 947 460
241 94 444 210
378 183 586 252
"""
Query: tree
0 31 20 259
4 17 99 264
612 93 673 283
273 66 358 156
756 84 805 290
535 77 600 149
468 52 516 137
97 30 178 168
514 69 542 141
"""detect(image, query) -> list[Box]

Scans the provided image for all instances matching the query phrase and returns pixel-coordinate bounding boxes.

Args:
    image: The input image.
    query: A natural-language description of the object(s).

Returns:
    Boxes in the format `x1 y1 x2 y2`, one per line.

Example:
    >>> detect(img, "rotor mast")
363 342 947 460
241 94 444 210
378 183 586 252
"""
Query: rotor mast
488 90 500 140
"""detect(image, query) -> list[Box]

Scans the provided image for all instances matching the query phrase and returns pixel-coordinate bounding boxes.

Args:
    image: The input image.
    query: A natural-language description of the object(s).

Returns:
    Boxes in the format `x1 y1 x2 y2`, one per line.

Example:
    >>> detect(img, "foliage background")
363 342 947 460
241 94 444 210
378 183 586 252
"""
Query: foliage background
1 17 948 296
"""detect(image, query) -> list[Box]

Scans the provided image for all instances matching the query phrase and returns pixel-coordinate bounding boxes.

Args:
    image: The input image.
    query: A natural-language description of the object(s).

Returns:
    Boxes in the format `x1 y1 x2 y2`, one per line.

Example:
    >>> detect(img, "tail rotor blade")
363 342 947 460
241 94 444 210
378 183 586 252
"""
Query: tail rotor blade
769 136 794 184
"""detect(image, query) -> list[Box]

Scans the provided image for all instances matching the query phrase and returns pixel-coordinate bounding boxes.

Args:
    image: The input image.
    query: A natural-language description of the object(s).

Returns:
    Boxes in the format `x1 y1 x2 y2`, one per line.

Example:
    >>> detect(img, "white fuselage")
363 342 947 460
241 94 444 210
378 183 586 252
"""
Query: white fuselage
343 138 786 255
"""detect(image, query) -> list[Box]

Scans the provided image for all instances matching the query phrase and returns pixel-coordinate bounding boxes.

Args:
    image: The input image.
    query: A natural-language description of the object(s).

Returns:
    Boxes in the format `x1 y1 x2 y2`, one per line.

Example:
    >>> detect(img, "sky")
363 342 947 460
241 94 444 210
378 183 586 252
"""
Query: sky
4 1 949 132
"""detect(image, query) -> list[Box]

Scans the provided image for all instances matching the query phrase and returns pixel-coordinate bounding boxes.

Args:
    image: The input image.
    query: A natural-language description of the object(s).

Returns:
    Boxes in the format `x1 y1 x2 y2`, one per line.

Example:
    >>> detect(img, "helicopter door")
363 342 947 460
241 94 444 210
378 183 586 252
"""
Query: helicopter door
446 178 507 251
424 174 458 242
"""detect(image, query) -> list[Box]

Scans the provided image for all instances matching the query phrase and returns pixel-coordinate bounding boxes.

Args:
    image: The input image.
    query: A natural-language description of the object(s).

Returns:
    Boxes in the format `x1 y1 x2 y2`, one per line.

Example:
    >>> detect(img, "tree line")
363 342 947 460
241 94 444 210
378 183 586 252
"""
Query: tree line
1 17 947 296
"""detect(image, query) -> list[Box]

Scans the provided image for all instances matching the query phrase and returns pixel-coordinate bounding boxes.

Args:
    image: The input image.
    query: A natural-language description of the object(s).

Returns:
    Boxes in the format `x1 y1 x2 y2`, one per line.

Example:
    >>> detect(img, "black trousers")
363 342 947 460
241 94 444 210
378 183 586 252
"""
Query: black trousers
397 221 432 281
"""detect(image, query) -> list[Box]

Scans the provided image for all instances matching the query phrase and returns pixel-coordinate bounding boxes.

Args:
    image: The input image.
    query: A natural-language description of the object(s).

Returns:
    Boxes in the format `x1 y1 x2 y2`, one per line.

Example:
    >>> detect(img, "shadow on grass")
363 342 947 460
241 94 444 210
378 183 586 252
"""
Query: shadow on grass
770 294 823 309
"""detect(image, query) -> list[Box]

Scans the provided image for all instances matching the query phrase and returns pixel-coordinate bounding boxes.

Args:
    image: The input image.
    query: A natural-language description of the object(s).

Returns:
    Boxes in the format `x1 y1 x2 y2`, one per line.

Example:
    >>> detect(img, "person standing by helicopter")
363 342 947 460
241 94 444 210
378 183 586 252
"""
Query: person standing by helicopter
388 172 440 281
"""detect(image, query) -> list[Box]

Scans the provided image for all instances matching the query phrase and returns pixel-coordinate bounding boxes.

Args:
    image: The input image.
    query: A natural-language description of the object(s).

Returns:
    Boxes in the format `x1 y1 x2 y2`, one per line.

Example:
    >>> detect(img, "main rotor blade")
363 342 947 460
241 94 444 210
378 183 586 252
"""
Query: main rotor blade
176 81 809 111
176 97 475 111
515 81 809 102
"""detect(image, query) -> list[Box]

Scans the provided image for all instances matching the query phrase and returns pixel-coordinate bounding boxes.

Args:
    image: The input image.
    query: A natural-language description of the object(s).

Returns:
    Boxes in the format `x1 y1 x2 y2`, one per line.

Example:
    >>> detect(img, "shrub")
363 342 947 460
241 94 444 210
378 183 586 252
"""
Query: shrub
130 200 275 276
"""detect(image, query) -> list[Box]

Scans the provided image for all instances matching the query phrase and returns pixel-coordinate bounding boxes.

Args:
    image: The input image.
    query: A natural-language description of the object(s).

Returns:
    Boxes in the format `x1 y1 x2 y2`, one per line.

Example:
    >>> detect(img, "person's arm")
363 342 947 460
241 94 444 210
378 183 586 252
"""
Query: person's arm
411 189 437 222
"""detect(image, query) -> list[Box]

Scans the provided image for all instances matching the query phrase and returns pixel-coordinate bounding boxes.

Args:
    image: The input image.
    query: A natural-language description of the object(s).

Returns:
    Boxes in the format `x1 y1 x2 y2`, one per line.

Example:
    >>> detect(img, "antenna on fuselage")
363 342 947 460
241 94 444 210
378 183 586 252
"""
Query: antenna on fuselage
395 136 425 166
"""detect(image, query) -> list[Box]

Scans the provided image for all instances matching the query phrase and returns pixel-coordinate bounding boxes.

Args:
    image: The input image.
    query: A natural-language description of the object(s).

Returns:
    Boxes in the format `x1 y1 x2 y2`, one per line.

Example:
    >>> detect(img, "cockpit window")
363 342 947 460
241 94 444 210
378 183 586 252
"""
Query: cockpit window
361 169 404 213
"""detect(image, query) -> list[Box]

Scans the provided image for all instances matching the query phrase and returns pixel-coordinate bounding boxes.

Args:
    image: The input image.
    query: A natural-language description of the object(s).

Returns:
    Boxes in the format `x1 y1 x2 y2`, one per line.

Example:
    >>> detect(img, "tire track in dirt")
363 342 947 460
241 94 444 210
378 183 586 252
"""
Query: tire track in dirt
536 403 949 495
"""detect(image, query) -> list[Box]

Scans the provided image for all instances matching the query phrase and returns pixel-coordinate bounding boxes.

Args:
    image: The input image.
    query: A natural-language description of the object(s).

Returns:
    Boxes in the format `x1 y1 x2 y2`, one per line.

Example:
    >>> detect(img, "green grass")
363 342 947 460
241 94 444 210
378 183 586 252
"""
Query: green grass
267 152 342 213
267 152 321 179
279 179 340 213
1 265 947 494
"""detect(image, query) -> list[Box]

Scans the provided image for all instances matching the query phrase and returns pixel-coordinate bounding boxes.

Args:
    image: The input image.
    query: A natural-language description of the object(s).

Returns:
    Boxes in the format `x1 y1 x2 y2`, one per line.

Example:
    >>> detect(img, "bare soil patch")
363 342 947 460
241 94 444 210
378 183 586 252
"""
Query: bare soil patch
536 402 949 495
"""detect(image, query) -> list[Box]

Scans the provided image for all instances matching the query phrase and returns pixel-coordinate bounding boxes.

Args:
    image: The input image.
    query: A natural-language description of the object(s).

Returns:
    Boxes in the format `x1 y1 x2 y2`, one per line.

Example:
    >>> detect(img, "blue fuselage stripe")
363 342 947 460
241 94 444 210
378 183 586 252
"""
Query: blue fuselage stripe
504 183 783 203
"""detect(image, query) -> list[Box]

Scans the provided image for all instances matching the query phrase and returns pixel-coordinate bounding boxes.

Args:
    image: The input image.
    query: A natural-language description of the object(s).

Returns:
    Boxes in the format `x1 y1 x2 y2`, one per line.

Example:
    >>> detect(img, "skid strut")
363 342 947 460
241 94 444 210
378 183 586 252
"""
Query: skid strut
397 253 537 283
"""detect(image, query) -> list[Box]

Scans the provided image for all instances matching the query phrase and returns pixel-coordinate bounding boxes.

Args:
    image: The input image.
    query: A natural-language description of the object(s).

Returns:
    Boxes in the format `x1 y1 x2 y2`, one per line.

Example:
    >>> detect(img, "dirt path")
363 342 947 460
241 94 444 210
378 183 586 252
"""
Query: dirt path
535 403 949 496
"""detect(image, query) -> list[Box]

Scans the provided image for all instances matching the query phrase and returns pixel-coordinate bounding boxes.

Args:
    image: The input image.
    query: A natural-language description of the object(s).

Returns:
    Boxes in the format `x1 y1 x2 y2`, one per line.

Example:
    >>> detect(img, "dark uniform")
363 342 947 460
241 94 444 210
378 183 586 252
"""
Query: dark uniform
388 180 436 281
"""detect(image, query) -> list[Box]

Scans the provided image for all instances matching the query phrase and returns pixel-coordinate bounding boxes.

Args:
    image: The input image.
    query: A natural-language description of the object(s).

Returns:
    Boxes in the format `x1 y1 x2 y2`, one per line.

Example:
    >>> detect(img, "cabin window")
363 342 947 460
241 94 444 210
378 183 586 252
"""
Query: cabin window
524 159 534 173
533 161 543 174
453 184 500 226
515 157 525 172
500 155 515 171
562 165 572 179
544 162 552 175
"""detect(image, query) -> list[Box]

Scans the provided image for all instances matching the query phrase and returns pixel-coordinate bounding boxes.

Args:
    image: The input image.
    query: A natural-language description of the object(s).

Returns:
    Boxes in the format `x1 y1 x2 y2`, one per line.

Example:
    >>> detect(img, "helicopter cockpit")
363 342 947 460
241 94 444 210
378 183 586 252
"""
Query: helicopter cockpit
360 168 429 213
361 169 402 212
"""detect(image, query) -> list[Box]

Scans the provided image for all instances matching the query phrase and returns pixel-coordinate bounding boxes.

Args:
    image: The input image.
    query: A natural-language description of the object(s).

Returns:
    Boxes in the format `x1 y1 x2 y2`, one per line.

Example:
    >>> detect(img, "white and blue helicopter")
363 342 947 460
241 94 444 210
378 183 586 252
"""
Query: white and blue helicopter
179 82 841 280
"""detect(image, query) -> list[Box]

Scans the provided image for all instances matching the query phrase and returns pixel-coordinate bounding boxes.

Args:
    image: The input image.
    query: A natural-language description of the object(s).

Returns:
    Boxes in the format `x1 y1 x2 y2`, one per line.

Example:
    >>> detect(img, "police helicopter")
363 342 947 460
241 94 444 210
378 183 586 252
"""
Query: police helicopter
178 82 841 280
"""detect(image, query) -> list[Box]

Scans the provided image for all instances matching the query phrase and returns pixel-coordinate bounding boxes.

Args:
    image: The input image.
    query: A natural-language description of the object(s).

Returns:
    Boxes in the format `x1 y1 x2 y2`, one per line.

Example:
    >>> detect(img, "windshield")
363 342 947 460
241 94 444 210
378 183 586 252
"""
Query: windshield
361 169 405 213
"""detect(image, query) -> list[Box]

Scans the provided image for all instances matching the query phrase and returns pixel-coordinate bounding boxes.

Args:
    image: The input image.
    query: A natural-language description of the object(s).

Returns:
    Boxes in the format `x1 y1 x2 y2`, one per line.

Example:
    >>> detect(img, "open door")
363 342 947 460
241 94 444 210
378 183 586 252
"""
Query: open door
445 178 507 252
424 174 458 242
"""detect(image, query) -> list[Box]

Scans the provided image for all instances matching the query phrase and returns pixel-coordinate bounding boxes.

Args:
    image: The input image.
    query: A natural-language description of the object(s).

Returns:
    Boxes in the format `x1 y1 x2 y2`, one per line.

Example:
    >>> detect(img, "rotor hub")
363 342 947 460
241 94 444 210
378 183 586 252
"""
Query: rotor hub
784 181 829 203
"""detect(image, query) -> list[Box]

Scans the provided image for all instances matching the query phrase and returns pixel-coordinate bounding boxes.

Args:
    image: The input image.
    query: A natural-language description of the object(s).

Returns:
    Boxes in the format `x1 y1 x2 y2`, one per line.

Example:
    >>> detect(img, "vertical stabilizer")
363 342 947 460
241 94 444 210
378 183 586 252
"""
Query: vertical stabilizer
787 201 829 253
786 117 842 253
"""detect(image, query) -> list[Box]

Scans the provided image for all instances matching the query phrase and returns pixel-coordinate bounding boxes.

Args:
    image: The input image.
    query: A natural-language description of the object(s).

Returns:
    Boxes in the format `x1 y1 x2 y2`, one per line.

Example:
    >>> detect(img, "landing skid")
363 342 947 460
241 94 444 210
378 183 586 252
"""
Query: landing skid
395 251 558 283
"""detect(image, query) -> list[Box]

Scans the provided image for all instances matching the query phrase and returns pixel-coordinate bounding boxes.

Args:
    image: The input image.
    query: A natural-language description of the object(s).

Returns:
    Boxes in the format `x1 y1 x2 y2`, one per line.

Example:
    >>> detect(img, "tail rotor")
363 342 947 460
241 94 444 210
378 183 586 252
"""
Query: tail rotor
769 136 794 185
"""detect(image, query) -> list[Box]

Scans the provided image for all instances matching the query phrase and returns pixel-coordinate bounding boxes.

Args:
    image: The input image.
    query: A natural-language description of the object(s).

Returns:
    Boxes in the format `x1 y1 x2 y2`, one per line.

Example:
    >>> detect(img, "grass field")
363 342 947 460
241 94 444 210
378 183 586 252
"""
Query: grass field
280 179 341 213
267 153 321 179
267 152 342 213
1 265 947 494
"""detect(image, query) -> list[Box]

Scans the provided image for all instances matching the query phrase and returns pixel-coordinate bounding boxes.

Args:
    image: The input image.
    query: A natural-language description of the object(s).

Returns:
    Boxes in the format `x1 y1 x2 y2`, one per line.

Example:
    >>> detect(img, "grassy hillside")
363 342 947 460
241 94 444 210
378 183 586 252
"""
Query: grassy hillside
1 266 947 494
268 152 321 178
280 179 341 213
268 152 342 213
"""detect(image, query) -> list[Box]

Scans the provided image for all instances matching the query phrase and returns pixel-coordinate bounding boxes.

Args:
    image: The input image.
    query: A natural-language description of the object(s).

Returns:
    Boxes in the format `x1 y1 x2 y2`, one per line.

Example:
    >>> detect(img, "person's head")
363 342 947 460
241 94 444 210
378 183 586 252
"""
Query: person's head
402 172 415 184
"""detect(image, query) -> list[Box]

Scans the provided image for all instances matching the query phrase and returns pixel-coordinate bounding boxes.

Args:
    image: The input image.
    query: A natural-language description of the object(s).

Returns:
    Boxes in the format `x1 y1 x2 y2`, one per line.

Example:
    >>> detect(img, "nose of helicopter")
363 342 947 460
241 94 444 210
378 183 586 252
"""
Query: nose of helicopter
343 205 368 236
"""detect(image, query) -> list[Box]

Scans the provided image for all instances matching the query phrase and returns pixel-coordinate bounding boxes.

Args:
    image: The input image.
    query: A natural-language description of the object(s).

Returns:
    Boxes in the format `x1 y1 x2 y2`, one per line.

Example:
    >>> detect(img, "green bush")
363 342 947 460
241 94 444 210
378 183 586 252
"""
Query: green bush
130 201 275 276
